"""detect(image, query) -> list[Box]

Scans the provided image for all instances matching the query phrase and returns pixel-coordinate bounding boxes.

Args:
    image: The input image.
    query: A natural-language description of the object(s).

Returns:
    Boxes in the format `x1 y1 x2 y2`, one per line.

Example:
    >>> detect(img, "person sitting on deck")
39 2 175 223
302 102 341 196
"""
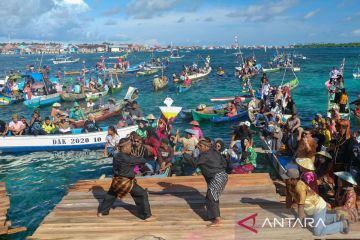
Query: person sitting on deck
106 98 116 113
231 138 257 174
0 119 8 136
69 102 86 122
104 126 120 158
190 120 203 140
42 117 57 134
20 115 30 135
8 114 26 136
334 171 359 223
58 118 71 134
339 88 348 113
285 168 350 236
86 99 95 109
82 114 101 133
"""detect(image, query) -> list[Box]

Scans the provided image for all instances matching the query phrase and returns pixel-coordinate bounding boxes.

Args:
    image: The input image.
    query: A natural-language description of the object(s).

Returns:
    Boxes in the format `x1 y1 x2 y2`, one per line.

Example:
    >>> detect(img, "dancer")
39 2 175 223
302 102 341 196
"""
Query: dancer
195 138 228 227
98 137 155 221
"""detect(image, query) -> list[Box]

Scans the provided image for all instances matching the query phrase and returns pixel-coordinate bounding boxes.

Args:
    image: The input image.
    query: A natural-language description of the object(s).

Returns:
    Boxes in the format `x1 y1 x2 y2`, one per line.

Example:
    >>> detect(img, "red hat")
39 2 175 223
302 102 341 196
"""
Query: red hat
190 120 199 126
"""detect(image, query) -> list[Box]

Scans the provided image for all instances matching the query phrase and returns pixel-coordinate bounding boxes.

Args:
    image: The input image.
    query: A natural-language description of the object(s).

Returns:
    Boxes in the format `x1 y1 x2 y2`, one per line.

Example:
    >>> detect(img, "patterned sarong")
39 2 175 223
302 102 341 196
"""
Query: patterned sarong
208 171 228 201
110 176 136 199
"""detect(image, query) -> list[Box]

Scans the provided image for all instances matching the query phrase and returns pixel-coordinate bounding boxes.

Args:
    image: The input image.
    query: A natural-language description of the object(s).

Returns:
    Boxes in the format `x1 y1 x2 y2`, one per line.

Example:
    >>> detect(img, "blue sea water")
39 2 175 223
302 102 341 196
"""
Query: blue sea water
0 48 360 239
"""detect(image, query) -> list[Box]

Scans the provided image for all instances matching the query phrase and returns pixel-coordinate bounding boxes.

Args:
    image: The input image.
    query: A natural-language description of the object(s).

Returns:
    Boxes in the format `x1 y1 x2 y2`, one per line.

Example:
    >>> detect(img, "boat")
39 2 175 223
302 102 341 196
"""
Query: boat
217 68 225 76
281 77 299 91
53 55 80 65
136 68 159 77
0 94 24 106
179 109 193 120
64 71 82 76
85 89 109 101
108 62 144 74
177 84 191 93
353 65 360 78
187 67 212 81
24 93 61 108
191 104 226 122
261 136 297 180
170 49 184 59
60 92 86 102
74 87 138 128
109 82 122 94
153 75 168 91
0 125 137 153
262 67 281 73
108 53 128 59
210 96 248 102
209 109 248 123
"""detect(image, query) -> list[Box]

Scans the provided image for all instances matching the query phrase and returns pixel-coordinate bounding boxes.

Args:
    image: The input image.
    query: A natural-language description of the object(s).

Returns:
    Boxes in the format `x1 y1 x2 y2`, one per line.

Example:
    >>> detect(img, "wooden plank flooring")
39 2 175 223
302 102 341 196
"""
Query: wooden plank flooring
0 182 10 235
29 174 360 239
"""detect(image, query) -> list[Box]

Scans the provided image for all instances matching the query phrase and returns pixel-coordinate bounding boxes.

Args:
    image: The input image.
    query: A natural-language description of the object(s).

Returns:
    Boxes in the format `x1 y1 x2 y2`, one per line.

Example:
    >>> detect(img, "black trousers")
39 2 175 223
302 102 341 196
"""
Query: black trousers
205 188 220 220
99 183 152 220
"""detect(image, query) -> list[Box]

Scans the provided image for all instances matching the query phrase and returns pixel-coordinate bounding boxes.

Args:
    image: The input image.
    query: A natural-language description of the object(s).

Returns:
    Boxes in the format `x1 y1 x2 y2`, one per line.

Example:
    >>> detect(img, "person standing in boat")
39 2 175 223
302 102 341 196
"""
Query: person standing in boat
192 138 228 227
98 137 155 221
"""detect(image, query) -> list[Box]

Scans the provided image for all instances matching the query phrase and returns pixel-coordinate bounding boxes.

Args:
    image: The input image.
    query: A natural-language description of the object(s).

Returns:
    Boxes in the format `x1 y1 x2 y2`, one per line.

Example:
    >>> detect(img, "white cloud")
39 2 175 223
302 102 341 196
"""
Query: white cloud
126 0 183 19
0 0 90 41
304 9 319 20
352 29 360 36
226 0 298 22
177 17 185 23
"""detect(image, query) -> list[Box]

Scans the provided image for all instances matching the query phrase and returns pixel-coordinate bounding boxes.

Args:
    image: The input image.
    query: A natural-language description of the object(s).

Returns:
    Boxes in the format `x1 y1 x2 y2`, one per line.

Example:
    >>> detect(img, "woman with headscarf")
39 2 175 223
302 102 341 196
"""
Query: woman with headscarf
98 138 155 221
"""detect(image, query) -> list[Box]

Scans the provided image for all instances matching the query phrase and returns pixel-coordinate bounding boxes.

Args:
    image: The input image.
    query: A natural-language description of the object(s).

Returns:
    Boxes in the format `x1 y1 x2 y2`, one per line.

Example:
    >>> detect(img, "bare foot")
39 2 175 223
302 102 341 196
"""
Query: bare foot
144 216 157 222
97 213 103 217
207 218 222 227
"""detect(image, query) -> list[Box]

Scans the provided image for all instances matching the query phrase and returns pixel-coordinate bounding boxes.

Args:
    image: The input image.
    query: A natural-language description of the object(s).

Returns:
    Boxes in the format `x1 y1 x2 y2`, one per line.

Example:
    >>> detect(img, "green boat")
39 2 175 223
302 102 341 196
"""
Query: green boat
262 67 281 73
136 69 159 77
109 83 122 94
282 78 299 90
191 104 226 122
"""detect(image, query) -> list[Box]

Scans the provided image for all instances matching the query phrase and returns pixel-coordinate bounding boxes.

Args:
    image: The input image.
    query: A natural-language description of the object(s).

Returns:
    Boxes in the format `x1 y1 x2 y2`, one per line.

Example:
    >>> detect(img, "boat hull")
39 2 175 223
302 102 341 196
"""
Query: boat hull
262 67 280 73
178 85 191 93
210 110 248 123
191 109 223 122
187 67 212 81
24 93 61 108
61 92 86 102
0 125 137 153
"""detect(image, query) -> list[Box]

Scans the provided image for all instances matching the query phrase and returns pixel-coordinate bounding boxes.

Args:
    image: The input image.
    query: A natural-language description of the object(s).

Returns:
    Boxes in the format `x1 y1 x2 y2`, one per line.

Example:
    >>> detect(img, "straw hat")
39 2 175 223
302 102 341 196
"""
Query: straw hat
146 114 156 120
52 102 61 107
296 157 315 171
190 120 200 126
334 171 357 185
316 151 332 160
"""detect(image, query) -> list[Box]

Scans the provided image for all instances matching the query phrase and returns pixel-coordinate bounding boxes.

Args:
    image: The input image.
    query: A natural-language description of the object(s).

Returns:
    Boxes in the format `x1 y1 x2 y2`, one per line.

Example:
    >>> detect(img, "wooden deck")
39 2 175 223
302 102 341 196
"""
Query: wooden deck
0 182 26 236
29 174 360 240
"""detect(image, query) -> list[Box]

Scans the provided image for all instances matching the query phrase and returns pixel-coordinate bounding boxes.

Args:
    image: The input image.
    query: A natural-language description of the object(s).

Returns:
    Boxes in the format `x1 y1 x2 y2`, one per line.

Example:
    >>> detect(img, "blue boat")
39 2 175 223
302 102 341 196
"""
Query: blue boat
178 85 191 93
24 93 61 108
209 109 248 123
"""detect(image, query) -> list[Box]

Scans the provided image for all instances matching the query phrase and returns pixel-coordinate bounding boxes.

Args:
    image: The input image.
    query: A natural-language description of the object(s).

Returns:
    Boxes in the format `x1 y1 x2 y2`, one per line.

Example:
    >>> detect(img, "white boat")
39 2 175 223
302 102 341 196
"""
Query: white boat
354 72 360 78
0 125 138 153
187 67 212 81
170 49 184 59
53 56 80 65
85 88 109 101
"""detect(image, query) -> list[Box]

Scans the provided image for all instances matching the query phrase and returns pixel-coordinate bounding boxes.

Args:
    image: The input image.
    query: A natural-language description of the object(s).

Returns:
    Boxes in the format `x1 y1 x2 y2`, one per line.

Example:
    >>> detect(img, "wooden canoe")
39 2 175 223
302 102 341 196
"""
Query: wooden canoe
153 76 168 91
61 92 86 102
191 104 226 122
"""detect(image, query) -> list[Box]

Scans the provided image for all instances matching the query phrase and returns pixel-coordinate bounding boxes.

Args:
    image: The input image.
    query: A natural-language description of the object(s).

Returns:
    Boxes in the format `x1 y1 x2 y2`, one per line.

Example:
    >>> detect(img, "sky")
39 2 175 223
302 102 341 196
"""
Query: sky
0 0 359 45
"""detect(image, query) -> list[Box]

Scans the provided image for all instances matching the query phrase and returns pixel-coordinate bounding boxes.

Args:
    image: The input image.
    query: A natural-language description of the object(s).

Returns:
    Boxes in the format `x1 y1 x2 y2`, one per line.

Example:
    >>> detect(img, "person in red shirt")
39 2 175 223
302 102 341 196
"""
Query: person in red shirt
226 101 237 117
